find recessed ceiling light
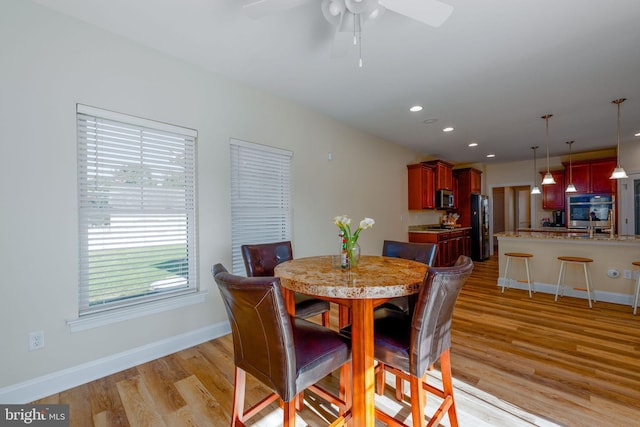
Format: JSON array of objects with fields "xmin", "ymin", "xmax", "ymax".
[
  {"xmin": 468, "ymin": 142, "xmax": 478, "ymax": 147},
  {"xmin": 422, "ymin": 118, "xmax": 438, "ymax": 125},
  {"xmin": 635, "ymin": 131, "xmax": 640, "ymax": 137},
  {"xmin": 409, "ymin": 105, "xmax": 423, "ymax": 112},
  {"xmin": 486, "ymin": 153, "xmax": 496, "ymax": 158},
  {"xmin": 443, "ymin": 127, "xmax": 454, "ymax": 132}
]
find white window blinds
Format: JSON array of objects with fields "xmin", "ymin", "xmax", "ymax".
[
  {"xmin": 230, "ymin": 139, "xmax": 292, "ymax": 275},
  {"xmin": 77, "ymin": 104, "xmax": 198, "ymax": 315}
]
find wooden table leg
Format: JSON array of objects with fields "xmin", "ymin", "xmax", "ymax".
[{"xmin": 350, "ymin": 299, "xmax": 375, "ymax": 427}]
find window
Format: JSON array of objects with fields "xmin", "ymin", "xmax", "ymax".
[
  {"xmin": 230, "ymin": 139, "xmax": 292, "ymax": 275},
  {"xmin": 77, "ymin": 104, "xmax": 197, "ymax": 316}
]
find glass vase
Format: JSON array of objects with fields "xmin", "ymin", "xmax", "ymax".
[{"xmin": 348, "ymin": 242, "xmax": 361, "ymax": 268}]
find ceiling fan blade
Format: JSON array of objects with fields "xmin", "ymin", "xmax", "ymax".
[
  {"xmin": 379, "ymin": 0, "xmax": 453, "ymax": 27},
  {"xmin": 242, "ymin": 0, "xmax": 310, "ymax": 19}
]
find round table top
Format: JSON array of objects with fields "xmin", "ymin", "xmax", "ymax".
[{"xmin": 274, "ymin": 255, "xmax": 428, "ymax": 299}]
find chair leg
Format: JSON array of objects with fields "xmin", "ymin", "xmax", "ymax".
[
  {"xmin": 339, "ymin": 362, "xmax": 352, "ymax": 417},
  {"xmin": 395, "ymin": 376, "xmax": 404, "ymax": 402},
  {"xmin": 439, "ymin": 350, "xmax": 459, "ymax": 427},
  {"xmin": 322, "ymin": 310, "xmax": 331, "ymax": 327},
  {"xmin": 584, "ymin": 262, "xmax": 593, "ymax": 308},
  {"xmin": 524, "ymin": 258, "xmax": 533, "ymax": 298},
  {"xmin": 634, "ymin": 274, "xmax": 640, "ymax": 315},
  {"xmin": 410, "ymin": 373, "xmax": 427, "ymax": 427},
  {"xmin": 375, "ymin": 363, "xmax": 386, "ymax": 395},
  {"xmin": 231, "ymin": 367, "xmax": 246, "ymax": 426},
  {"xmin": 502, "ymin": 256, "xmax": 512, "ymax": 293},
  {"xmin": 283, "ymin": 399, "xmax": 296, "ymax": 427},
  {"xmin": 555, "ymin": 261, "xmax": 565, "ymax": 301}
]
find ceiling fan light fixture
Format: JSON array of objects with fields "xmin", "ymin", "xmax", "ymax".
[{"xmin": 321, "ymin": 0, "xmax": 346, "ymax": 25}]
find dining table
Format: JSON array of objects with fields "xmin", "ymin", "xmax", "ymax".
[{"xmin": 274, "ymin": 255, "xmax": 428, "ymax": 427}]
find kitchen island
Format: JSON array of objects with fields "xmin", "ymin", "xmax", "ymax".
[{"xmin": 496, "ymin": 231, "xmax": 640, "ymax": 306}]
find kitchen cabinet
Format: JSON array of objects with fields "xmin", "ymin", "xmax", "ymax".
[
  {"xmin": 563, "ymin": 157, "xmax": 616, "ymax": 194},
  {"xmin": 423, "ymin": 160, "xmax": 454, "ymax": 190},
  {"xmin": 453, "ymin": 168, "xmax": 482, "ymax": 228},
  {"xmin": 407, "ymin": 163, "xmax": 435, "ymax": 209},
  {"xmin": 408, "ymin": 229, "xmax": 471, "ymax": 267},
  {"xmin": 541, "ymin": 170, "xmax": 565, "ymax": 210}
]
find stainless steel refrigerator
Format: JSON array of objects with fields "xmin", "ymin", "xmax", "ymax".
[{"xmin": 471, "ymin": 193, "xmax": 490, "ymax": 261}]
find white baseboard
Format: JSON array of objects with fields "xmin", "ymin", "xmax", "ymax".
[
  {"xmin": 0, "ymin": 321, "xmax": 231, "ymax": 404},
  {"xmin": 497, "ymin": 278, "xmax": 634, "ymax": 306}
]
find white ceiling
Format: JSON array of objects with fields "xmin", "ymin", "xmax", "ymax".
[{"xmin": 32, "ymin": 0, "xmax": 640, "ymax": 164}]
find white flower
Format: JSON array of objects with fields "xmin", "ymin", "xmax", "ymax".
[{"xmin": 360, "ymin": 218, "xmax": 375, "ymax": 230}]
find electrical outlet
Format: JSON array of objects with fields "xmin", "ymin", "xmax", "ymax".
[
  {"xmin": 29, "ymin": 331, "xmax": 45, "ymax": 351},
  {"xmin": 623, "ymin": 270, "xmax": 632, "ymax": 280}
]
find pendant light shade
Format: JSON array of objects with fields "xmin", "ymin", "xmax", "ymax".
[
  {"xmin": 565, "ymin": 140, "xmax": 577, "ymax": 193},
  {"xmin": 530, "ymin": 146, "xmax": 541, "ymax": 195},
  {"xmin": 610, "ymin": 98, "xmax": 628, "ymax": 179},
  {"xmin": 541, "ymin": 114, "xmax": 556, "ymax": 185}
]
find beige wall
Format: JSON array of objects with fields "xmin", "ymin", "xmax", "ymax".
[{"xmin": 0, "ymin": 2, "xmax": 419, "ymax": 394}]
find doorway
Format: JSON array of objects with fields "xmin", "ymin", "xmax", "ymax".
[{"xmin": 492, "ymin": 185, "xmax": 531, "ymax": 252}]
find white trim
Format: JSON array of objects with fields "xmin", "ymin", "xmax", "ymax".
[
  {"xmin": 0, "ymin": 321, "xmax": 231, "ymax": 404},
  {"xmin": 77, "ymin": 103, "xmax": 197, "ymax": 137},
  {"xmin": 496, "ymin": 278, "xmax": 634, "ymax": 306},
  {"xmin": 67, "ymin": 290, "xmax": 208, "ymax": 332}
]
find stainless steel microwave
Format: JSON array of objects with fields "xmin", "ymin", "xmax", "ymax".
[{"xmin": 436, "ymin": 189, "xmax": 454, "ymax": 209}]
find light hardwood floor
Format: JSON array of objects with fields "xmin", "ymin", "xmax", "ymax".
[{"xmin": 34, "ymin": 254, "xmax": 640, "ymax": 426}]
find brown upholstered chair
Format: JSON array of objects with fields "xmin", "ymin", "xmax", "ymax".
[
  {"xmin": 212, "ymin": 264, "xmax": 351, "ymax": 427},
  {"xmin": 380, "ymin": 240, "xmax": 438, "ymax": 314},
  {"xmin": 377, "ymin": 240, "xmax": 438, "ymax": 400},
  {"xmin": 342, "ymin": 255, "xmax": 473, "ymax": 427},
  {"xmin": 241, "ymin": 241, "xmax": 331, "ymax": 327}
]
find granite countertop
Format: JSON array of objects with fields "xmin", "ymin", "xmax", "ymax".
[
  {"xmin": 409, "ymin": 224, "xmax": 472, "ymax": 233},
  {"xmin": 275, "ymin": 255, "xmax": 427, "ymax": 299},
  {"xmin": 497, "ymin": 231, "xmax": 640, "ymax": 244}
]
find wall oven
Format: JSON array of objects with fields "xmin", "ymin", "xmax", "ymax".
[{"xmin": 567, "ymin": 194, "xmax": 614, "ymax": 229}]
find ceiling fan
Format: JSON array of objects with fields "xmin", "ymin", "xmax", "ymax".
[{"xmin": 242, "ymin": 0, "xmax": 454, "ymax": 64}]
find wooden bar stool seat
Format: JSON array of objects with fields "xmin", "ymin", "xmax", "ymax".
[
  {"xmin": 502, "ymin": 252, "xmax": 534, "ymax": 298},
  {"xmin": 632, "ymin": 262, "xmax": 640, "ymax": 315},
  {"xmin": 555, "ymin": 256, "xmax": 595, "ymax": 308}
]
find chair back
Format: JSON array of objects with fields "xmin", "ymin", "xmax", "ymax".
[
  {"xmin": 410, "ymin": 255, "xmax": 473, "ymax": 377},
  {"xmin": 241, "ymin": 241, "xmax": 293, "ymax": 277},
  {"xmin": 382, "ymin": 240, "xmax": 438, "ymax": 266},
  {"xmin": 212, "ymin": 263, "xmax": 297, "ymax": 400}
]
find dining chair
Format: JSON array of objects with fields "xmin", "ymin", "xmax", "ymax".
[
  {"xmin": 342, "ymin": 255, "xmax": 473, "ymax": 427},
  {"xmin": 241, "ymin": 241, "xmax": 331, "ymax": 327},
  {"xmin": 377, "ymin": 240, "xmax": 438, "ymax": 400},
  {"xmin": 380, "ymin": 240, "xmax": 438, "ymax": 313},
  {"xmin": 212, "ymin": 264, "xmax": 351, "ymax": 427}
]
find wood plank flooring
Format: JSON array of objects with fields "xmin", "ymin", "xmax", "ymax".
[{"xmin": 34, "ymin": 254, "xmax": 640, "ymax": 426}]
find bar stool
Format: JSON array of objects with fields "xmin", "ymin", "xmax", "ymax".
[
  {"xmin": 502, "ymin": 252, "xmax": 534, "ymax": 298},
  {"xmin": 632, "ymin": 262, "xmax": 640, "ymax": 315},
  {"xmin": 555, "ymin": 256, "xmax": 595, "ymax": 308}
]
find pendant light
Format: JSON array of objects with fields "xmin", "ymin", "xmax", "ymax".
[
  {"xmin": 541, "ymin": 114, "xmax": 556, "ymax": 185},
  {"xmin": 530, "ymin": 146, "xmax": 541, "ymax": 195},
  {"xmin": 610, "ymin": 98, "xmax": 628, "ymax": 179},
  {"xmin": 565, "ymin": 140, "xmax": 577, "ymax": 193}
]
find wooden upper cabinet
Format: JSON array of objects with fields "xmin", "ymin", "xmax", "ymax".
[
  {"xmin": 590, "ymin": 159, "xmax": 617, "ymax": 193},
  {"xmin": 453, "ymin": 168, "xmax": 482, "ymax": 228},
  {"xmin": 423, "ymin": 160, "xmax": 454, "ymax": 190},
  {"xmin": 568, "ymin": 163, "xmax": 590, "ymax": 193},
  {"xmin": 562, "ymin": 157, "xmax": 616, "ymax": 194},
  {"xmin": 407, "ymin": 163, "xmax": 435, "ymax": 210},
  {"xmin": 541, "ymin": 170, "xmax": 565, "ymax": 209}
]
